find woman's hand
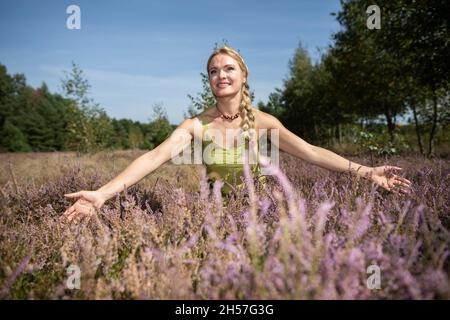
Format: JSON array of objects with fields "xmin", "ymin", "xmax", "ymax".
[
  {"xmin": 61, "ymin": 190, "xmax": 107, "ymax": 223},
  {"xmin": 367, "ymin": 165, "xmax": 412, "ymax": 195}
]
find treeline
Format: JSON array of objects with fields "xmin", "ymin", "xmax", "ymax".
[
  {"xmin": 258, "ymin": 0, "xmax": 449, "ymax": 156},
  {"xmin": 0, "ymin": 63, "xmax": 173, "ymax": 153}
]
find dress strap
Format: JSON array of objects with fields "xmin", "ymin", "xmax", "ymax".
[
  {"xmin": 197, "ymin": 114, "xmax": 205, "ymax": 126},
  {"xmin": 197, "ymin": 114, "xmax": 208, "ymax": 134}
]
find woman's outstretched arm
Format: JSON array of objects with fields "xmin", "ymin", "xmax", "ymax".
[
  {"xmin": 61, "ymin": 118, "xmax": 196, "ymax": 222},
  {"xmin": 257, "ymin": 111, "xmax": 412, "ymax": 194}
]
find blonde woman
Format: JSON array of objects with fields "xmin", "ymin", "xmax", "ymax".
[{"xmin": 62, "ymin": 45, "xmax": 412, "ymax": 222}]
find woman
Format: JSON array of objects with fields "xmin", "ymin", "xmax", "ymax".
[{"xmin": 62, "ymin": 45, "xmax": 412, "ymax": 223}]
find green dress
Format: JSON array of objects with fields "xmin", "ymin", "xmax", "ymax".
[{"xmin": 198, "ymin": 112, "xmax": 266, "ymax": 199}]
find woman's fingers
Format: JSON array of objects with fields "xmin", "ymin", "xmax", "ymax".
[
  {"xmin": 385, "ymin": 166, "xmax": 402, "ymax": 171},
  {"xmin": 62, "ymin": 204, "xmax": 77, "ymax": 220},
  {"xmin": 65, "ymin": 210, "xmax": 88, "ymax": 224},
  {"xmin": 389, "ymin": 179, "xmax": 412, "ymax": 196},
  {"xmin": 372, "ymin": 167, "xmax": 412, "ymax": 196},
  {"xmin": 395, "ymin": 176, "xmax": 412, "ymax": 185},
  {"xmin": 400, "ymin": 188, "xmax": 411, "ymax": 194},
  {"xmin": 387, "ymin": 184, "xmax": 400, "ymax": 195},
  {"xmin": 72, "ymin": 212, "xmax": 84, "ymax": 224},
  {"xmin": 61, "ymin": 196, "xmax": 97, "ymax": 224},
  {"xmin": 62, "ymin": 206, "xmax": 74, "ymax": 216},
  {"xmin": 66, "ymin": 211, "xmax": 78, "ymax": 223},
  {"xmin": 60, "ymin": 206, "xmax": 75, "ymax": 222},
  {"xmin": 64, "ymin": 191, "xmax": 84, "ymax": 198},
  {"xmin": 60, "ymin": 203, "xmax": 86, "ymax": 222},
  {"xmin": 393, "ymin": 176, "xmax": 412, "ymax": 190},
  {"xmin": 381, "ymin": 182, "xmax": 392, "ymax": 192},
  {"xmin": 63, "ymin": 206, "xmax": 76, "ymax": 218},
  {"xmin": 393, "ymin": 177, "xmax": 411, "ymax": 188},
  {"xmin": 73, "ymin": 208, "xmax": 95, "ymax": 224}
]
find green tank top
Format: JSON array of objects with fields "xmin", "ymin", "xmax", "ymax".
[{"xmin": 198, "ymin": 112, "xmax": 265, "ymax": 197}]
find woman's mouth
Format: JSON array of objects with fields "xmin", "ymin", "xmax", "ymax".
[{"xmin": 218, "ymin": 83, "xmax": 230, "ymax": 88}]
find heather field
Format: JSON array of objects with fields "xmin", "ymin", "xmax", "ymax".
[{"xmin": 0, "ymin": 150, "xmax": 449, "ymax": 299}]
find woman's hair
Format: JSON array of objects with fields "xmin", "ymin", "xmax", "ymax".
[{"xmin": 206, "ymin": 45, "xmax": 256, "ymax": 143}]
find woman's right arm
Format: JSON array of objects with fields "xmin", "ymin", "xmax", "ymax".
[
  {"xmin": 95, "ymin": 117, "xmax": 195, "ymax": 201},
  {"xmin": 61, "ymin": 118, "xmax": 196, "ymax": 222}
]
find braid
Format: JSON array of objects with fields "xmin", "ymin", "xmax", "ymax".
[
  {"xmin": 240, "ymin": 83, "xmax": 255, "ymax": 141},
  {"xmin": 240, "ymin": 83, "xmax": 258, "ymax": 165}
]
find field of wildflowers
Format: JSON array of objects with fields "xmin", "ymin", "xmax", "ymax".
[{"xmin": 0, "ymin": 150, "xmax": 448, "ymax": 299}]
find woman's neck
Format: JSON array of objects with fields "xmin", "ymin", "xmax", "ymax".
[{"xmin": 216, "ymin": 94, "xmax": 241, "ymax": 116}]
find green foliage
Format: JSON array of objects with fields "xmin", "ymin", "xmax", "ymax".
[
  {"xmin": 259, "ymin": 42, "xmax": 355, "ymax": 145},
  {"xmin": 372, "ymin": 0, "xmax": 449, "ymax": 90},
  {"xmin": 61, "ymin": 61, "xmax": 97, "ymax": 112},
  {"xmin": 353, "ymin": 126, "xmax": 413, "ymax": 166},
  {"xmin": 257, "ymin": 89, "xmax": 284, "ymax": 119},
  {"xmin": 185, "ymin": 72, "xmax": 216, "ymax": 118},
  {"xmin": 355, "ymin": 130, "xmax": 397, "ymax": 156},
  {"xmin": 0, "ymin": 119, "xmax": 31, "ymax": 152},
  {"xmin": 61, "ymin": 62, "xmax": 110, "ymax": 153},
  {"xmin": 258, "ymin": 1, "xmax": 449, "ymax": 155},
  {"xmin": 281, "ymin": 43, "xmax": 316, "ymax": 139},
  {"xmin": 146, "ymin": 103, "xmax": 173, "ymax": 148},
  {"xmin": 331, "ymin": 0, "xmax": 449, "ymax": 153},
  {"xmin": 0, "ymin": 63, "xmax": 175, "ymax": 153}
]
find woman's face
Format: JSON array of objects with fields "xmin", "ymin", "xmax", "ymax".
[{"xmin": 208, "ymin": 53, "xmax": 246, "ymax": 99}]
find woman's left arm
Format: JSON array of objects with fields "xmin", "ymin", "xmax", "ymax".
[{"xmin": 258, "ymin": 111, "xmax": 412, "ymax": 194}]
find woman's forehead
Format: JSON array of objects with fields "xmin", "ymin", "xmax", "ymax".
[{"xmin": 209, "ymin": 54, "xmax": 239, "ymax": 68}]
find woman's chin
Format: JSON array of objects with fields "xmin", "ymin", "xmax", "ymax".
[{"xmin": 213, "ymin": 90, "xmax": 238, "ymax": 98}]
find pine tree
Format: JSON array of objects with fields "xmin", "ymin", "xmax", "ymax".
[{"xmin": 0, "ymin": 119, "xmax": 31, "ymax": 152}]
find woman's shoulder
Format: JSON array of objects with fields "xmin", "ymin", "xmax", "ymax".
[
  {"xmin": 191, "ymin": 106, "xmax": 216, "ymax": 124},
  {"xmin": 254, "ymin": 108, "xmax": 281, "ymax": 129}
]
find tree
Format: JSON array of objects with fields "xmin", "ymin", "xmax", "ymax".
[
  {"xmin": 61, "ymin": 62, "xmax": 97, "ymax": 112},
  {"xmin": 0, "ymin": 119, "xmax": 31, "ymax": 152},
  {"xmin": 332, "ymin": 0, "xmax": 449, "ymax": 155},
  {"xmin": 369, "ymin": 0, "xmax": 450, "ymax": 155},
  {"xmin": 258, "ymin": 43, "xmax": 355, "ymax": 146},
  {"xmin": 91, "ymin": 110, "xmax": 115, "ymax": 149},
  {"xmin": 280, "ymin": 43, "xmax": 318, "ymax": 141},
  {"xmin": 146, "ymin": 103, "xmax": 173, "ymax": 149},
  {"xmin": 185, "ymin": 72, "xmax": 216, "ymax": 118},
  {"xmin": 331, "ymin": 0, "xmax": 408, "ymax": 141},
  {"xmin": 0, "ymin": 65, "xmax": 26, "ymax": 129},
  {"xmin": 128, "ymin": 125, "xmax": 144, "ymax": 150},
  {"xmin": 257, "ymin": 88, "xmax": 284, "ymax": 119},
  {"xmin": 61, "ymin": 62, "xmax": 110, "ymax": 153}
]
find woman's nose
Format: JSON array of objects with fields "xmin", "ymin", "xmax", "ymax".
[{"xmin": 219, "ymin": 69, "xmax": 227, "ymax": 78}]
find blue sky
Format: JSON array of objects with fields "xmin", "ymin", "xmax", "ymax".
[{"xmin": 0, "ymin": 0, "xmax": 341, "ymax": 124}]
